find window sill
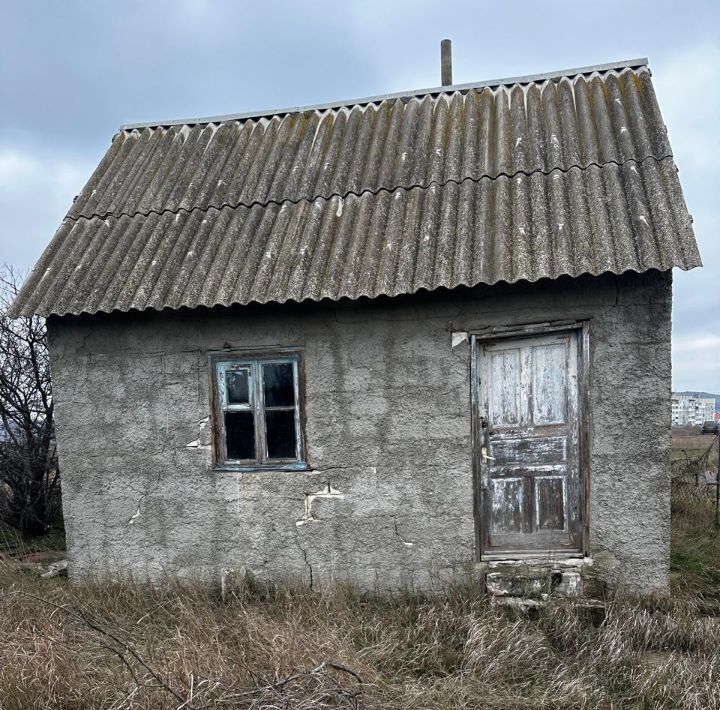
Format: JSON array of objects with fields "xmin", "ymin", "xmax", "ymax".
[{"xmin": 212, "ymin": 462, "xmax": 311, "ymax": 473}]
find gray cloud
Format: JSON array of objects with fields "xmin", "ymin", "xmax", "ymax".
[{"xmin": 1, "ymin": 0, "xmax": 717, "ymax": 390}]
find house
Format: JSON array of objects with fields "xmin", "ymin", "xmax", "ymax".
[{"xmin": 10, "ymin": 57, "xmax": 701, "ymax": 595}]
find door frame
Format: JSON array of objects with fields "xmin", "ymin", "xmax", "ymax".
[{"xmin": 470, "ymin": 321, "xmax": 591, "ymax": 561}]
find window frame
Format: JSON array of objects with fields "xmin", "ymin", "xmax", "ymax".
[{"xmin": 209, "ymin": 350, "xmax": 308, "ymax": 471}]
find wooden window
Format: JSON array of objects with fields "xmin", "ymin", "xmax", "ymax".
[{"xmin": 212, "ymin": 353, "xmax": 305, "ymax": 469}]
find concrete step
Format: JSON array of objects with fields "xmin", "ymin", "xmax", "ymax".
[{"xmin": 483, "ymin": 561, "xmax": 586, "ymax": 600}]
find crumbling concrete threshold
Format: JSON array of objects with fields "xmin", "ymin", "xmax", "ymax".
[{"xmin": 480, "ymin": 558, "xmax": 592, "ymax": 606}]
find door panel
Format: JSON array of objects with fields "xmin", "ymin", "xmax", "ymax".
[
  {"xmin": 490, "ymin": 478, "xmax": 525, "ymax": 534},
  {"xmin": 491, "ymin": 436, "xmax": 566, "ymax": 466},
  {"xmin": 532, "ymin": 344, "xmax": 567, "ymax": 424},
  {"xmin": 476, "ymin": 332, "xmax": 581, "ymax": 554},
  {"xmin": 489, "ymin": 350, "xmax": 521, "ymax": 425},
  {"xmin": 535, "ymin": 476, "xmax": 566, "ymax": 530}
]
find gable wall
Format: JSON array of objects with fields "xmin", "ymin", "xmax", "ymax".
[{"xmin": 47, "ymin": 271, "xmax": 672, "ymax": 592}]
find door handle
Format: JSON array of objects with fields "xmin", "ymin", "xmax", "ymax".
[{"xmin": 481, "ymin": 447, "xmax": 495, "ymax": 461}]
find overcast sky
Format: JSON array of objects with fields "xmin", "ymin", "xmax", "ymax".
[{"xmin": 1, "ymin": 0, "xmax": 718, "ymax": 391}]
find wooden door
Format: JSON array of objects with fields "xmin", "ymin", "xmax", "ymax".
[{"xmin": 476, "ymin": 332, "xmax": 582, "ymax": 555}]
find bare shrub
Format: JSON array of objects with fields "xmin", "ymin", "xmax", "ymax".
[{"xmin": 0, "ymin": 266, "xmax": 59, "ymax": 537}]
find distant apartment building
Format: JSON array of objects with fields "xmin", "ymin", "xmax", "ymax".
[{"xmin": 671, "ymin": 394, "xmax": 716, "ymax": 426}]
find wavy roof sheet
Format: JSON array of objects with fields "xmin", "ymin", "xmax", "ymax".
[{"xmin": 10, "ymin": 58, "xmax": 701, "ymax": 317}]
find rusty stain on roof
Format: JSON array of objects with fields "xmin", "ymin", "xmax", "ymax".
[{"xmin": 9, "ymin": 60, "xmax": 701, "ymax": 318}]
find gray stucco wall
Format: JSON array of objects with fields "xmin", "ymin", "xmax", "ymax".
[{"xmin": 47, "ymin": 271, "xmax": 672, "ymax": 593}]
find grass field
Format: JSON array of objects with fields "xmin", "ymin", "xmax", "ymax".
[{"xmin": 0, "ymin": 437, "xmax": 718, "ymax": 709}]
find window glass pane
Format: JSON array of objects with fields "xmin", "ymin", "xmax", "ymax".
[
  {"xmin": 265, "ymin": 410, "xmax": 297, "ymax": 459},
  {"xmin": 263, "ymin": 362, "xmax": 295, "ymax": 406},
  {"xmin": 225, "ymin": 411, "xmax": 255, "ymax": 459},
  {"xmin": 225, "ymin": 369, "xmax": 250, "ymax": 405}
]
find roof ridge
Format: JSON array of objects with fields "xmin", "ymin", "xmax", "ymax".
[
  {"xmin": 119, "ymin": 57, "xmax": 649, "ymax": 131},
  {"xmin": 67, "ymin": 152, "xmax": 672, "ymax": 224}
]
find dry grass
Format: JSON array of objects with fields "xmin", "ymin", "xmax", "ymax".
[
  {"xmin": 671, "ymin": 495, "xmax": 720, "ymax": 604},
  {"xmin": 1, "ymin": 564, "xmax": 720, "ymax": 710}
]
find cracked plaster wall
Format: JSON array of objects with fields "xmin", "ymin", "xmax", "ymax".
[{"xmin": 47, "ymin": 271, "xmax": 672, "ymax": 593}]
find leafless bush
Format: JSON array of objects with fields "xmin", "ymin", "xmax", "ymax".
[
  {"xmin": 0, "ymin": 265, "xmax": 59, "ymax": 536},
  {"xmin": 672, "ymin": 437, "xmax": 718, "ymax": 506}
]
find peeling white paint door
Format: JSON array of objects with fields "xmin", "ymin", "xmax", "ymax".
[{"xmin": 476, "ymin": 332, "xmax": 581, "ymax": 555}]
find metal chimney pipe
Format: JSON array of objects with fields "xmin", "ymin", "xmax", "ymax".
[{"xmin": 441, "ymin": 39, "xmax": 453, "ymax": 86}]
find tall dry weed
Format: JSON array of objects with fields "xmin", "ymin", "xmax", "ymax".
[{"xmin": 1, "ymin": 562, "xmax": 720, "ymax": 710}]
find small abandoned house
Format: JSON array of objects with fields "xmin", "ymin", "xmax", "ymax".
[{"xmin": 11, "ymin": 57, "xmax": 701, "ymax": 595}]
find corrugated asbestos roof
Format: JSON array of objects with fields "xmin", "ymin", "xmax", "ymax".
[{"xmin": 10, "ymin": 59, "xmax": 701, "ymax": 317}]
